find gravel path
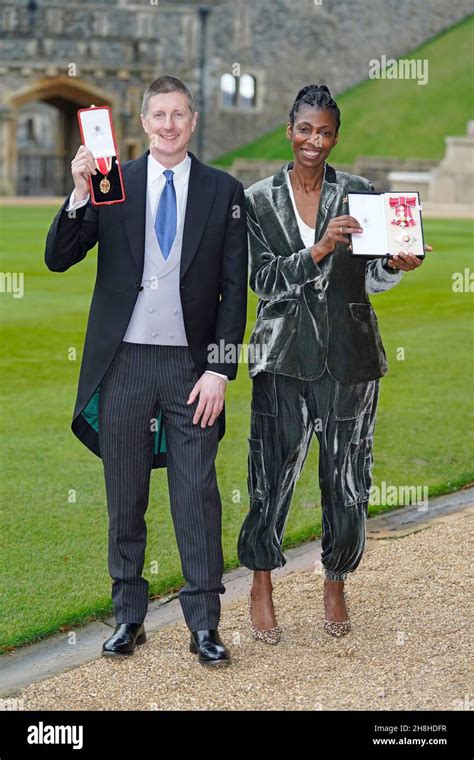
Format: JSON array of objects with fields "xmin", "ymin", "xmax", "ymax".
[{"xmin": 16, "ymin": 511, "xmax": 472, "ymax": 711}]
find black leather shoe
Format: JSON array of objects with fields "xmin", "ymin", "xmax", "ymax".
[
  {"xmin": 189, "ymin": 629, "xmax": 231, "ymax": 666},
  {"xmin": 102, "ymin": 623, "xmax": 146, "ymax": 657}
]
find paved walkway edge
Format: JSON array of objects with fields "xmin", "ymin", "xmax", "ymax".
[{"xmin": 1, "ymin": 487, "xmax": 472, "ymax": 698}]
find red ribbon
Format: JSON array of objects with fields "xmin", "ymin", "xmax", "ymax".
[
  {"xmin": 95, "ymin": 156, "xmax": 112, "ymax": 175},
  {"xmin": 389, "ymin": 196, "xmax": 416, "ymax": 227}
]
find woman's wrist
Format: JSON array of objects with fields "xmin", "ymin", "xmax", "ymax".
[{"xmin": 311, "ymin": 242, "xmax": 331, "ymax": 264}]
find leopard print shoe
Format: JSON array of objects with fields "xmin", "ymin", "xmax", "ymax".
[
  {"xmin": 323, "ymin": 581, "xmax": 352, "ymax": 637},
  {"xmin": 248, "ymin": 592, "xmax": 282, "ymax": 645},
  {"xmin": 323, "ymin": 619, "xmax": 352, "ymax": 638}
]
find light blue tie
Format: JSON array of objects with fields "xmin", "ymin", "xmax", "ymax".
[{"xmin": 154, "ymin": 169, "xmax": 177, "ymax": 260}]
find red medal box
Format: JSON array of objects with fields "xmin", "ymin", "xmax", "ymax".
[
  {"xmin": 347, "ymin": 191, "xmax": 425, "ymax": 259},
  {"xmin": 77, "ymin": 105, "xmax": 125, "ymax": 206}
]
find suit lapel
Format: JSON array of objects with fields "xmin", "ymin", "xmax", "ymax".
[
  {"xmin": 180, "ymin": 151, "xmax": 217, "ymax": 281},
  {"xmin": 122, "ymin": 149, "xmax": 217, "ymax": 281},
  {"xmin": 271, "ymin": 164, "xmax": 305, "ymax": 253},
  {"xmin": 122, "ymin": 150, "xmax": 148, "ymax": 276},
  {"xmin": 315, "ymin": 163, "xmax": 338, "ymax": 243}
]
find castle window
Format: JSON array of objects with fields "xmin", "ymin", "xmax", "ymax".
[
  {"xmin": 239, "ymin": 74, "xmax": 256, "ymax": 109},
  {"xmin": 220, "ymin": 74, "xmax": 237, "ymax": 108},
  {"xmin": 220, "ymin": 73, "xmax": 257, "ymax": 110}
]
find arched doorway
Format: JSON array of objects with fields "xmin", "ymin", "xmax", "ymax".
[{"xmin": 6, "ymin": 76, "xmax": 117, "ymax": 196}]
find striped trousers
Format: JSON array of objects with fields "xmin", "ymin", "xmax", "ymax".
[{"xmin": 98, "ymin": 341, "xmax": 224, "ymax": 631}]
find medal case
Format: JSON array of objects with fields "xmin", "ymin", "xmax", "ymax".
[
  {"xmin": 347, "ymin": 191, "xmax": 425, "ymax": 260},
  {"xmin": 77, "ymin": 105, "xmax": 125, "ymax": 206}
]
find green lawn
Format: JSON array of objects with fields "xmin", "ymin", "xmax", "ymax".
[
  {"xmin": 215, "ymin": 15, "xmax": 474, "ymax": 166},
  {"xmin": 0, "ymin": 207, "xmax": 473, "ymax": 652}
]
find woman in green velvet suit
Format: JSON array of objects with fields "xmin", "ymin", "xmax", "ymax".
[{"xmin": 237, "ymin": 85, "xmax": 427, "ymax": 642}]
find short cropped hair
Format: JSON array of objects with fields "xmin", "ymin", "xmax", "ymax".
[{"xmin": 141, "ymin": 75, "xmax": 196, "ymax": 115}]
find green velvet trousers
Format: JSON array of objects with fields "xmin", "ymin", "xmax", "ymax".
[{"xmin": 238, "ymin": 370, "xmax": 379, "ymax": 580}]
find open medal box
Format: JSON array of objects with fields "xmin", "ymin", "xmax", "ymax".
[
  {"xmin": 77, "ymin": 105, "xmax": 125, "ymax": 205},
  {"xmin": 347, "ymin": 191, "xmax": 425, "ymax": 259}
]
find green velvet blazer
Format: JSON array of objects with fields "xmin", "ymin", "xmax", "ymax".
[{"xmin": 246, "ymin": 162, "xmax": 403, "ymax": 384}]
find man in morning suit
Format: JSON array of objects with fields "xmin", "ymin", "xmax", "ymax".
[{"xmin": 44, "ymin": 75, "xmax": 248, "ymax": 666}]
